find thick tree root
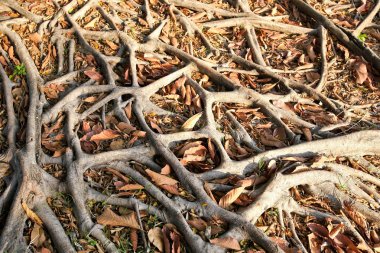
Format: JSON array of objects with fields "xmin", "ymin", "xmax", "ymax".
[{"xmin": 0, "ymin": 0, "xmax": 379, "ymax": 252}]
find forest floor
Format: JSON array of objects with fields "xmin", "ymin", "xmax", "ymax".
[{"xmin": 0, "ymin": 0, "xmax": 380, "ymax": 252}]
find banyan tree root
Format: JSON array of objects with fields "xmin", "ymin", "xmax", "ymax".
[{"xmin": 0, "ymin": 0, "xmax": 379, "ymax": 252}]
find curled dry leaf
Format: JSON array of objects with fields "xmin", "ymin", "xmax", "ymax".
[
  {"xmin": 146, "ymin": 169, "xmax": 178, "ymax": 186},
  {"xmin": 210, "ymin": 236, "xmax": 241, "ymax": 250},
  {"xmin": 171, "ymin": 76, "xmax": 186, "ymax": 94},
  {"xmin": 308, "ymin": 233, "xmax": 322, "ymax": 253},
  {"xmin": 181, "ymin": 112, "xmax": 203, "ymax": 131},
  {"xmin": 97, "ymin": 208, "xmax": 140, "ymax": 229},
  {"xmin": 183, "ymin": 145, "xmax": 207, "ymax": 162},
  {"xmin": 307, "ymin": 223, "xmax": 329, "ymax": 238},
  {"xmin": 344, "ymin": 202, "xmax": 368, "ymax": 236},
  {"xmin": 354, "ymin": 60, "xmax": 368, "ymax": 84},
  {"xmin": 148, "ymin": 227, "xmax": 164, "ymax": 252},
  {"xmin": 22, "ymin": 200, "xmax": 43, "ymax": 225},
  {"xmin": 219, "ymin": 186, "xmax": 245, "ymax": 208}
]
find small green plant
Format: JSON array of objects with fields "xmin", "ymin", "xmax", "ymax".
[
  {"xmin": 358, "ymin": 33, "xmax": 367, "ymax": 42},
  {"xmin": 147, "ymin": 214, "xmax": 160, "ymax": 228},
  {"xmin": 258, "ymin": 157, "xmax": 266, "ymax": 175},
  {"xmin": 9, "ymin": 63, "xmax": 26, "ymax": 80},
  {"xmin": 337, "ymin": 177, "xmax": 348, "ymax": 190},
  {"xmin": 86, "ymin": 236, "xmax": 97, "ymax": 246}
]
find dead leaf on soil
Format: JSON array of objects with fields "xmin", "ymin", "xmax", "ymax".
[
  {"xmin": 84, "ymin": 69, "xmax": 103, "ymax": 82},
  {"xmin": 210, "ymin": 237, "xmax": 241, "ymax": 250},
  {"xmin": 219, "ymin": 186, "xmax": 245, "ymax": 208},
  {"xmin": 97, "ymin": 208, "xmax": 140, "ymax": 229},
  {"xmin": 148, "ymin": 227, "xmax": 164, "ymax": 252},
  {"xmin": 90, "ymin": 129, "xmax": 120, "ymax": 142},
  {"xmin": 181, "ymin": 112, "xmax": 203, "ymax": 131}
]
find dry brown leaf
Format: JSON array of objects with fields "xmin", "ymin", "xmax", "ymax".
[
  {"xmin": 148, "ymin": 227, "xmax": 164, "ymax": 252},
  {"xmin": 84, "ymin": 69, "xmax": 103, "ymax": 82},
  {"xmin": 207, "ymin": 27, "xmax": 229, "ymax": 34},
  {"xmin": 177, "ymin": 141, "xmax": 203, "ymax": 156},
  {"xmin": 207, "ymin": 138, "xmax": 216, "ymax": 161},
  {"xmin": 22, "ymin": 199, "xmax": 43, "ymax": 225},
  {"xmin": 146, "ymin": 169, "xmax": 178, "ymax": 186},
  {"xmin": 344, "ymin": 202, "xmax": 369, "ymax": 236},
  {"xmin": 29, "ymin": 33, "xmax": 41, "ymax": 43},
  {"xmin": 354, "ymin": 61, "xmax": 368, "ymax": 84},
  {"xmin": 210, "ymin": 237, "xmax": 241, "ymax": 250},
  {"xmin": 150, "ymin": 121, "xmax": 163, "ymax": 134},
  {"xmin": 97, "ymin": 208, "xmax": 140, "ymax": 229},
  {"xmin": 219, "ymin": 186, "xmax": 245, "ymax": 208},
  {"xmin": 30, "ymin": 224, "xmax": 46, "ymax": 247},
  {"xmin": 260, "ymin": 131, "xmax": 286, "ymax": 148},
  {"xmin": 183, "ymin": 145, "xmax": 207, "ymax": 162},
  {"xmin": 119, "ymin": 184, "xmax": 144, "ymax": 191},
  {"xmin": 161, "ymin": 164, "xmax": 171, "ymax": 175},
  {"xmin": 306, "ymin": 44, "xmax": 316, "ymax": 61},
  {"xmin": 110, "ymin": 139, "xmax": 124, "ymax": 150},
  {"xmin": 181, "ymin": 112, "xmax": 202, "ymax": 131},
  {"xmin": 90, "ymin": 129, "xmax": 120, "ymax": 142},
  {"xmin": 171, "ymin": 76, "xmax": 186, "ymax": 94},
  {"xmin": 130, "ymin": 228, "xmax": 138, "ymax": 251},
  {"xmin": 84, "ymin": 17, "xmax": 99, "ymax": 28},
  {"xmin": 40, "ymin": 248, "xmax": 51, "ymax": 253},
  {"xmin": 308, "ymin": 233, "xmax": 322, "ymax": 253},
  {"xmin": 105, "ymin": 40, "xmax": 118, "ymax": 50},
  {"xmin": 187, "ymin": 218, "xmax": 207, "ymax": 231}
]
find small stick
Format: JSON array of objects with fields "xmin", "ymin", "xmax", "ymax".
[{"xmin": 134, "ymin": 202, "xmax": 148, "ymax": 249}]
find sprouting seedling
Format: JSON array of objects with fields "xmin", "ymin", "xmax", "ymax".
[
  {"xmin": 9, "ymin": 63, "xmax": 26, "ymax": 80},
  {"xmin": 358, "ymin": 33, "xmax": 367, "ymax": 42}
]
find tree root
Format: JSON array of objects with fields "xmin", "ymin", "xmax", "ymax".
[{"xmin": 0, "ymin": 0, "xmax": 379, "ymax": 252}]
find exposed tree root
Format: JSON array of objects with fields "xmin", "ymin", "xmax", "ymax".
[{"xmin": 0, "ymin": 0, "xmax": 379, "ymax": 252}]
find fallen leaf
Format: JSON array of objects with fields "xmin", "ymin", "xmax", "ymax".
[
  {"xmin": 130, "ymin": 228, "xmax": 138, "ymax": 251},
  {"xmin": 307, "ymin": 223, "xmax": 329, "ymax": 238},
  {"xmin": 344, "ymin": 202, "xmax": 369, "ymax": 237},
  {"xmin": 40, "ymin": 248, "xmax": 51, "ymax": 253},
  {"xmin": 119, "ymin": 184, "xmax": 144, "ymax": 191},
  {"xmin": 97, "ymin": 208, "xmax": 140, "ymax": 229},
  {"xmin": 219, "ymin": 187, "xmax": 245, "ymax": 208},
  {"xmin": 171, "ymin": 76, "xmax": 186, "ymax": 94},
  {"xmin": 187, "ymin": 218, "xmax": 207, "ymax": 231},
  {"xmin": 29, "ymin": 33, "xmax": 41, "ymax": 43},
  {"xmin": 110, "ymin": 139, "xmax": 124, "ymax": 150},
  {"xmin": 105, "ymin": 40, "xmax": 118, "ymax": 50},
  {"xmin": 210, "ymin": 237, "xmax": 241, "ymax": 250},
  {"xmin": 22, "ymin": 200, "xmax": 43, "ymax": 225},
  {"xmin": 90, "ymin": 129, "xmax": 120, "ymax": 142},
  {"xmin": 151, "ymin": 121, "xmax": 163, "ymax": 134},
  {"xmin": 181, "ymin": 112, "xmax": 203, "ymax": 131},
  {"xmin": 183, "ymin": 145, "xmax": 207, "ymax": 162},
  {"xmin": 161, "ymin": 164, "xmax": 171, "ymax": 175},
  {"xmin": 146, "ymin": 169, "xmax": 178, "ymax": 186},
  {"xmin": 30, "ymin": 224, "xmax": 46, "ymax": 247},
  {"xmin": 148, "ymin": 227, "xmax": 164, "ymax": 252},
  {"xmin": 308, "ymin": 233, "xmax": 322, "ymax": 253},
  {"xmin": 84, "ymin": 69, "xmax": 103, "ymax": 82},
  {"xmin": 84, "ymin": 17, "xmax": 99, "ymax": 28},
  {"xmin": 354, "ymin": 61, "xmax": 368, "ymax": 84}
]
